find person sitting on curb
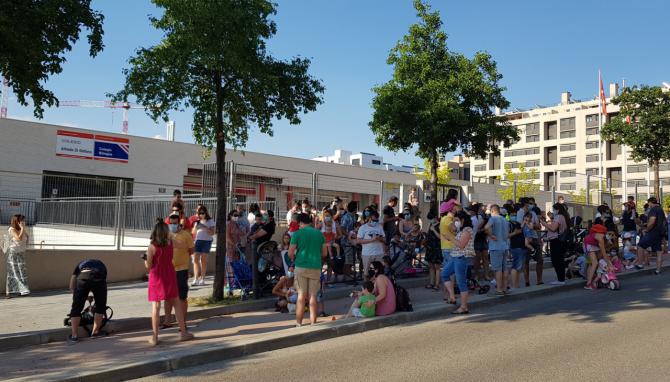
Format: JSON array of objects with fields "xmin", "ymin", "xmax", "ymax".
[
  {"xmin": 68, "ymin": 259, "xmax": 108, "ymax": 344},
  {"xmin": 272, "ymin": 269, "xmax": 298, "ymax": 313},
  {"xmin": 345, "ymin": 281, "xmax": 376, "ymax": 318}
]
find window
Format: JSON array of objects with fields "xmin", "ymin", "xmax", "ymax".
[
  {"xmin": 545, "ymin": 147, "xmax": 557, "ymax": 166},
  {"xmin": 627, "ymin": 164, "xmax": 648, "ymax": 173},
  {"xmin": 560, "ymin": 117, "xmax": 576, "ymax": 138},
  {"xmin": 560, "ymin": 183, "xmax": 576, "ymax": 191},
  {"xmin": 474, "ymin": 164, "xmax": 486, "ymax": 172},
  {"xmin": 659, "ymin": 163, "xmax": 670, "ymax": 172},
  {"xmin": 351, "ymin": 159, "xmax": 361, "ymax": 166},
  {"xmin": 545, "ymin": 121, "xmax": 557, "ymax": 140},
  {"xmin": 607, "ymin": 141, "xmax": 621, "ymax": 161},
  {"xmin": 586, "ymin": 127, "xmax": 599, "ymax": 136},
  {"xmin": 560, "ymin": 143, "xmax": 576, "ymax": 152},
  {"xmin": 525, "ymin": 122, "xmax": 540, "ymax": 143},
  {"xmin": 489, "ymin": 153, "xmax": 501, "ymax": 170},
  {"xmin": 585, "ymin": 114, "xmax": 599, "ymax": 128},
  {"xmin": 505, "ymin": 162, "xmax": 519, "ymax": 169},
  {"xmin": 529, "ymin": 171, "xmax": 541, "ymax": 179},
  {"xmin": 371, "ymin": 159, "xmax": 381, "ymax": 165},
  {"xmin": 586, "ymin": 154, "xmax": 600, "ymax": 162},
  {"xmin": 629, "ymin": 179, "xmax": 648, "ymax": 186},
  {"xmin": 585, "ymin": 141, "xmax": 599, "ymax": 149},
  {"xmin": 525, "ymin": 160, "xmax": 540, "ymax": 167},
  {"xmin": 504, "ymin": 147, "xmax": 540, "ymax": 157},
  {"xmin": 560, "ymin": 156, "xmax": 576, "ymax": 164},
  {"xmin": 586, "ymin": 168, "xmax": 599, "ymax": 176},
  {"xmin": 561, "ymin": 170, "xmax": 576, "ymax": 178}
]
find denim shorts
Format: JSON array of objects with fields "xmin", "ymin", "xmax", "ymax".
[
  {"xmin": 489, "ymin": 250, "xmax": 507, "ymax": 272},
  {"xmin": 441, "ymin": 255, "xmax": 468, "ymax": 292},
  {"xmin": 510, "ymin": 248, "xmax": 526, "ymax": 271},
  {"xmin": 638, "ymin": 234, "xmax": 662, "ymax": 252},
  {"xmin": 195, "ymin": 240, "xmax": 213, "ymax": 253}
]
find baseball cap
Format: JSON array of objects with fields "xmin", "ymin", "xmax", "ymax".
[{"xmin": 590, "ymin": 224, "xmax": 607, "ymax": 234}]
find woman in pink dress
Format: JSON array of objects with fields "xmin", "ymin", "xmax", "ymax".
[
  {"xmin": 369, "ymin": 261, "xmax": 396, "ymax": 316},
  {"xmin": 146, "ymin": 221, "xmax": 194, "ymax": 346}
]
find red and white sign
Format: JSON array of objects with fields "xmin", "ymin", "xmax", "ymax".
[
  {"xmin": 56, "ymin": 130, "xmax": 95, "ymax": 159},
  {"xmin": 56, "ymin": 130, "xmax": 130, "ymax": 163}
]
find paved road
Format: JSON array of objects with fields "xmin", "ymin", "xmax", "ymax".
[{"xmin": 137, "ymin": 273, "xmax": 670, "ymax": 382}]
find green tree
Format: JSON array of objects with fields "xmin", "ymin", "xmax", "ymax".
[
  {"xmin": 416, "ymin": 159, "xmax": 452, "ymax": 185},
  {"xmin": 602, "ymin": 86, "xmax": 670, "ymax": 199},
  {"xmin": 567, "ymin": 188, "xmax": 593, "ymax": 205},
  {"xmin": 115, "ymin": 0, "xmax": 324, "ymax": 300},
  {"xmin": 0, "ymin": 0, "xmax": 104, "ymax": 117},
  {"xmin": 496, "ymin": 164, "xmax": 539, "ymax": 202},
  {"xmin": 369, "ymin": 0, "xmax": 516, "ymax": 213}
]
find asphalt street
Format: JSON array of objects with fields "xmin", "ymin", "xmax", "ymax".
[{"xmin": 136, "ymin": 273, "xmax": 670, "ymax": 382}]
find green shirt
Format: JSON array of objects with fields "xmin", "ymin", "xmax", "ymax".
[
  {"xmin": 290, "ymin": 226, "xmax": 325, "ymax": 270},
  {"xmin": 359, "ymin": 294, "xmax": 376, "ymax": 317}
]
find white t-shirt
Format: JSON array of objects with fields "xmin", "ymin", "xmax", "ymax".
[
  {"xmin": 247, "ymin": 212, "xmax": 256, "ymax": 227},
  {"xmin": 357, "ymin": 223, "xmax": 385, "ymax": 258},
  {"xmin": 194, "ymin": 219, "xmax": 216, "ymax": 241}
]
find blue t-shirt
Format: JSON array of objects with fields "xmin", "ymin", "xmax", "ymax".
[{"xmin": 487, "ymin": 215, "xmax": 509, "ymax": 251}]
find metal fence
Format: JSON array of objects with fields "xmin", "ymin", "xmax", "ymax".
[{"xmin": 0, "ymin": 166, "xmax": 419, "ymax": 250}]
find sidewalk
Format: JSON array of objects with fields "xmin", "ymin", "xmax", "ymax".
[{"xmin": 0, "ymin": 259, "xmax": 614, "ymax": 382}]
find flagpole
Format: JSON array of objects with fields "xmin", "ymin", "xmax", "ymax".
[{"xmin": 599, "ymin": 70, "xmax": 603, "ymax": 193}]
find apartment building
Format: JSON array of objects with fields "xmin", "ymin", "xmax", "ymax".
[
  {"xmin": 312, "ymin": 149, "xmax": 419, "ymax": 173},
  {"xmin": 471, "ymin": 83, "xmax": 663, "ymax": 202}
]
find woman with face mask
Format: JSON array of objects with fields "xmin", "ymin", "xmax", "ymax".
[
  {"xmin": 367, "ymin": 261, "xmax": 396, "ymax": 316},
  {"xmin": 191, "ymin": 206, "xmax": 216, "ymax": 286},
  {"xmin": 443, "ymin": 211, "xmax": 475, "ymax": 314},
  {"xmin": 356, "ymin": 211, "xmax": 386, "ymax": 272},
  {"xmin": 399, "ymin": 209, "xmax": 414, "ymax": 239},
  {"xmin": 424, "ymin": 212, "xmax": 443, "ymax": 290},
  {"xmin": 540, "ymin": 203, "xmax": 569, "ymax": 285}
]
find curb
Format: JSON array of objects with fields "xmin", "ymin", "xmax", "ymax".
[{"xmin": 13, "ymin": 263, "xmax": 666, "ymax": 382}]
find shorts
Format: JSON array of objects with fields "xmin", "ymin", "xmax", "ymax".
[
  {"xmin": 489, "ymin": 250, "xmax": 508, "ymax": 272},
  {"xmin": 637, "ymin": 235, "xmax": 662, "ymax": 252},
  {"xmin": 362, "ymin": 254, "xmax": 383, "ymax": 273},
  {"xmin": 294, "ymin": 267, "xmax": 321, "ymax": 297},
  {"xmin": 194, "ymin": 240, "xmax": 213, "ymax": 253},
  {"xmin": 176, "ymin": 270, "xmax": 189, "ymax": 300},
  {"xmin": 441, "ymin": 255, "xmax": 468, "ymax": 292},
  {"xmin": 474, "ymin": 241, "xmax": 488, "ymax": 251},
  {"xmin": 70, "ymin": 274, "xmax": 107, "ymax": 318},
  {"xmin": 343, "ymin": 244, "xmax": 355, "ymax": 265},
  {"xmin": 510, "ymin": 248, "xmax": 526, "ymax": 271},
  {"xmin": 351, "ymin": 308, "xmax": 364, "ymax": 318}
]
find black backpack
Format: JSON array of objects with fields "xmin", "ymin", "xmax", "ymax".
[{"xmin": 395, "ymin": 284, "xmax": 413, "ymax": 312}]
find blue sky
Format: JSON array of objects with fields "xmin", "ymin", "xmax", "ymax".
[{"xmin": 6, "ymin": 0, "xmax": 670, "ymax": 167}]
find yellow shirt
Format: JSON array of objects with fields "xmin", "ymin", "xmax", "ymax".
[
  {"xmin": 171, "ymin": 230, "xmax": 194, "ymax": 271},
  {"xmin": 440, "ymin": 215, "xmax": 455, "ymax": 249}
]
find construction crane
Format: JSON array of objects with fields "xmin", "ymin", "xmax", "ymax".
[
  {"xmin": 0, "ymin": 77, "xmax": 8, "ymax": 119},
  {"xmin": 59, "ymin": 100, "xmax": 146, "ymax": 134}
]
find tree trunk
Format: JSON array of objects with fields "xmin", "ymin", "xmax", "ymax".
[
  {"xmin": 654, "ymin": 159, "xmax": 660, "ymax": 199},
  {"xmin": 212, "ymin": 71, "xmax": 227, "ymax": 301},
  {"xmin": 429, "ymin": 150, "xmax": 439, "ymax": 214}
]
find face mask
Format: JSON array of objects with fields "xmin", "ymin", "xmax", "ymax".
[
  {"xmin": 363, "ymin": 211, "xmax": 370, "ymax": 218},
  {"xmin": 404, "ymin": 215, "xmax": 412, "ymax": 221},
  {"xmin": 324, "ymin": 216, "xmax": 332, "ymax": 222},
  {"xmin": 169, "ymin": 224, "xmax": 179, "ymax": 233},
  {"xmin": 454, "ymin": 220, "xmax": 462, "ymax": 230},
  {"xmin": 232, "ymin": 216, "xmax": 239, "ymax": 222},
  {"xmin": 369, "ymin": 219, "xmax": 379, "ymax": 226},
  {"xmin": 552, "ymin": 209, "xmax": 558, "ymax": 215},
  {"xmin": 529, "ymin": 204, "xmax": 535, "ymax": 209},
  {"xmin": 287, "ymin": 271, "xmax": 294, "ymax": 279}
]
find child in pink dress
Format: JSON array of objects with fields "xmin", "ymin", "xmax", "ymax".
[{"xmin": 146, "ymin": 220, "xmax": 194, "ymax": 346}]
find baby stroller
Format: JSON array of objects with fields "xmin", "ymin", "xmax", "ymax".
[
  {"xmin": 230, "ymin": 245, "xmax": 253, "ymax": 300},
  {"xmin": 256, "ymin": 241, "xmax": 283, "ymax": 293},
  {"xmin": 388, "ymin": 237, "xmax": 424, "ymax": 277},
  {"xmin": 596, "ymin": 259, "xmax": 621, "ymax": 290}
]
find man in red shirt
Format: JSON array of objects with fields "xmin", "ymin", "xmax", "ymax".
[{"xmin": 165, "ymin": 202, "xmax": 192, "ymax": 231}]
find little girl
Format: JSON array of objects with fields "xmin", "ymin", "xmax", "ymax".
[
  {"xmin": 279, "ymin": 232, "xmax": 293, "ymax": 276},
  {"xmin": 321, "ymin": 209, "xmax": 340, "ymax": 282},
  {"xmin": 288, "ymin": 213, "xmax": 299, "ymax": 236},
  {"xmin": 522, "ymin": 215, "xmax": 538, "ymax": 254}
]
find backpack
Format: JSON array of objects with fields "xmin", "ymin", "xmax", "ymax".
[{"xmin": 395, "ymin": 284, "xmax": 413, "ymax": 312}]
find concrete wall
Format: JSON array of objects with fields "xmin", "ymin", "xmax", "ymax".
[{"xmin": 0, "ymin": 249, "xmax": 216, "ymax": 293}]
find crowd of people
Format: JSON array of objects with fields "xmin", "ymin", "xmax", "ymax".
[{"xmin": 5, "ymin": 186, "xmax": 670, "ymax": 345}]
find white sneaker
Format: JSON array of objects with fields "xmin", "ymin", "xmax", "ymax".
[
  {"xmin": 550, "ymin": 281, "xmax": 565, "ymax": 286},
  {"xmin": 191, "ymin": 279, "xmax": 198, "ymax": 286},
  {"xmin": 198, "ymin": 278, "xmax": 206, "ymax": 286}
]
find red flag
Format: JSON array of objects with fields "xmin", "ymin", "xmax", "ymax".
[{"xmin": 599, "ymin": 71, "xmax": 608, "ymax": 116}]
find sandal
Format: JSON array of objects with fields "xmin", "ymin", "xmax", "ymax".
[
  {"xmin": 148, "ymin": 336, "xmax": 159, "ymax": 347},
  {"xmin": 180, "ymin": 332, "xmax": 195, "ymax": 342},
  {"xmin": 160, "ymin": 323, "xmax": 173, "ymax": 330},
  {"xmin": 446, "ymin": 299, "xmax": 457, "ymax": 305},
  {"xmin": 451, "ymin": 309, "xmax": 469, "ymax": 315}
]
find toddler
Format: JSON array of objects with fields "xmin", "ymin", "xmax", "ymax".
[{"xmin": 345, "ymin": 281, "xmax": 376, "ymax": 318}]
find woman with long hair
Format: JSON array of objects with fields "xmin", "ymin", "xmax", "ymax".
[
  {"xmin": 146, "ymin": 220, "xmax": 193, "ymax": 346},
  {"xmin": 541, "ymin": 203, "xmax": 570, "ymax": 285},
  {"xmin": 5, "ymin": 214, "xmax": 30, "ymax": 297},
  {"xmin": 191, "ymin": 206, "xmax": 216, "ymax": 286}
]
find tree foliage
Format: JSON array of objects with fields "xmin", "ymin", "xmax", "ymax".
[
  {"xmin": 496, "ymin": 164, "xmax": 539, "ymax": 202},
  {"xmin": 417, "ymin": 159, "xmax": 452, "ymax": 185},
  {"xmin": 369, "ymin": 0, "xmax": 516, "ymax": 213},
  {"xmin": 602, "ymin": 86, "xmax": 670, "ymax": 198},
  {"xmin": 115, "ymin": 0, "xmax": 324, "ymax": 300},
  {"xmin": 0, "ymin": 0, "xmax": 104, "ymax": 118}
]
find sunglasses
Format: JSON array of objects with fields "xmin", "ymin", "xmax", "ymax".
[
  {"xmin": 232, "ymin": 214, "xmax": 239, "ymax": 217},
  {"xmin": 198, "ymin": 212, "xmax": 206, "ymax": 216}
]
